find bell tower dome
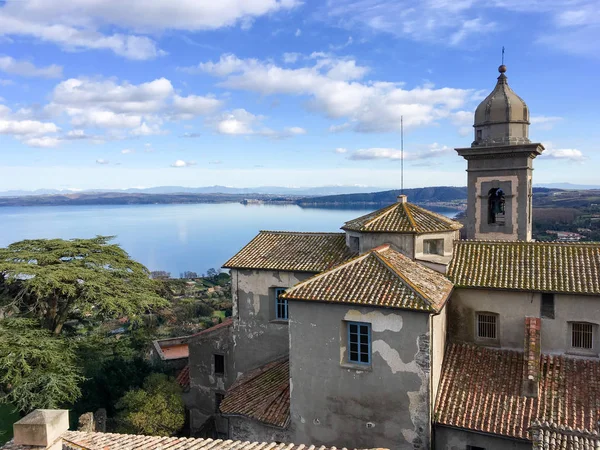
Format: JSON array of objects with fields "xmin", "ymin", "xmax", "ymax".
[{"xmin": 456, "ymin": 65, "xmax": 544, "ymax": 242}]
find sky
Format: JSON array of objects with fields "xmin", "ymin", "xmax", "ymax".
[{"xmin": 0, "ymin": 0, "xmax": 598, "ymax": 191}]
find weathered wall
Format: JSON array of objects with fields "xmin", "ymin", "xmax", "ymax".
[
  {"xmin": 228, "ymin": 417, "xmax": 292, "ymax": 443},
  {"xmin": 435, "ymin": 425, "xmax": 531, "ymax": 450},
  {"xmin": 188, "ymin": 325, "xmax": 234, "ymax": 435},
  {"xmin": 359, "ymin": 232, "xmax": 415, "ymax": 257},
  {"xmin": 431, "ymin": 306, "xmax": 447, "ymax": 413},
  {"xmin": 414, "ymin": 231, "xmax": 459, "ymax": 259},
  {"xmin": 231, "ymin": 269, "xmax": 314, "ymax": 375},
  {"xmin": 448, "ymin": 288, "xmax": 600, "ymax": 355},
  {"xmin": 288, "ymin": 301, "xmax": 431, "ymax": 450}
]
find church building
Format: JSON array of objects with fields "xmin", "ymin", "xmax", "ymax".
[{"xmin": 185, "ymin": 65, "xmax": 600, "ymax": 450}]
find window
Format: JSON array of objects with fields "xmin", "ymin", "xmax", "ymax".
[
  {"xmin": 488, "ymin": 188, "xmax": 506, "ymax": 225},
  {"xmin": 275, "ymin": 287, "xmax": 288, "ymax": 320},
  {"xmin": 541, "ymin": 293, "xmax": 555, "ymax": 319},
  {"xmin": 477, "ymin": 313, "xmax": 497, "ymax": 340},
  {"xmin": 423, "ymin": 238, "xmax": 444, "ymax": 256},
  {"xmin": 349, "ymin": 236, "xmax": 360, "ymax": 253},
  {"xmin": 476, "ymin": 129, "xmax": 482, "ymax": 141},
  {"xmin": 214, "ymin": 354, "xmax": 225, "ymax": 376},
  {"xmin": 348, "ymin": 322, "xmax": 371, "ymax": 365},
  {"xmin": 571, "ymin": 322, "xmax": 594, "ymax": 350},
  {"xmin": 215, "ymin": 393, "xmax": 225, "ymax": 413}
]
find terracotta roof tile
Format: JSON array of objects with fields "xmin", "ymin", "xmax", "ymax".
[
  {"xmin": 282, "ymin": 245, "xmax": 453, "ymax": 312},
  {"xmin": 447, "ymin": 240, "xmax": 600, "ymax": 294},
  {"xmin": 435, "ymin": 343, "xmax": 600, "ymax": 440},
  {"xmin": 220, "ymin": 357, "xmax": 290, "ymax": 428},
  {"xmin": 223, "ymin": 232, "xmax": 356, "ymax": 273},
  {"xmin": 530, "ymin": 421, "xmax": 600, "ymax": 450},
  {"xmin": 342, "ymin": 201, "xmax": 462, "ymax": 234}
]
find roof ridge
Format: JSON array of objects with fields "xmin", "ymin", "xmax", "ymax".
[
  {"xmin": 371, "ymin": 249, "xmax": 434, "ymax": 310},
  {"xmin": 458, "ymin": 239, "xmax": 600, "ymax": 246},
  {"xmin": 361, "ymin": 203, "xmax": 398, "ymax": 228},
  {"xmin": 403, "ymin": 202, "xmax": 419, "ymax": 232},
  {"xmin": 409, "ymin": 202, "xmax": 460, "ymax": 225},
  {"xmin": 258, "ymin": 230, "xmax": 344, "ymax": 235},
  {"xmin": 228, "ymin": 357, "xmax": 289, "ymax": 392}
]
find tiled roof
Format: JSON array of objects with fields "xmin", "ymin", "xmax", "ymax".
[
  {"xmin": 0, "ymin": 431, "xmax": 386, "ymax": 450},
  {"xmin": 530, "ymin": 422, "xmax": 600, "ymax": 450},
  {"xmin": 282, "ymin": 245, "xmax": 453, "ymax": 312},
  {"xmin": 342, "ymin": 200, "xmax": 462, "ymax": 234},
  {"xmin": 223, "ymin": 231, "xmax": 356, "ymax": 273},
  {"xmin": 435, "ymin": 343, "xmax": 600, "ymax": 440},
  {"xmin": 176, "ymin": 365, "xmax": 190, "ymax": 390},
  {"xmin": 190, "ymin": 317, "xmax": 233, "ymax": 338},
  {"xmin": 220, "ymin": 357, "xmax": 290, "ymax": 428},
  {"xmin": 447, "ymin": 240, "xmax": 600, "ymax": 295}
]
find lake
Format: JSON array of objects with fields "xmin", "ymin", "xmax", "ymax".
[{"xmin": 0, "ymin": 203, "xmax": 457, "ymax": 276}]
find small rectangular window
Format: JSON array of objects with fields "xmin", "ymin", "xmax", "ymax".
[
  {"xmin": 467, "ymin": 446, "xmax": 485, "ymax": 450},
  {"xmin": 349, "ymin": 236, "xmax": 360, "ymax": 253},
  {"xmin": 476, "ymin": 129, "xmax": 482, "ymax": 140},
  {"xmin": 215, "ymin": 393, "xmax": 225, "ymax": 413},
  {"xmin": 348, "ymin": 321, "xmax": 371, "ymax": 365},
  {"xmin": 423, "ymin": 238, "xmax": 444, "ymax": 256},
  {"xmin": 477, "ymin": 313, "xmax": 497, "ymax": 340},
  {"xmin": 275, "ymin": 287, "xmax": 288, "ymax": 320},
  {"xmin": 541, "ymin": 293, "xmax": 555, "ymax": 319},
  {"xmin": 214, "ymin": 354, "xmax": 225, "ymax": 376},
  {"xmin": 572, "ymin": 323, "xmax": 594, "ymax": 350}
]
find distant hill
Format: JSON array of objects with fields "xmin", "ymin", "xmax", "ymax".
[{"xmin": 536, "ymin": 183, "xmax": 600, "ymax": 190}]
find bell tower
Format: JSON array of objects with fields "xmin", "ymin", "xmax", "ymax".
[{"xmin": 456, "ymin": 65, "xmax": 544, "ymax": 241}]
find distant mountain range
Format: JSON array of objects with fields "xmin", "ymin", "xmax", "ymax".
[
  {"xmin": 534, "ymin": 183, "xmax": 600, "ymax": 190},
  {"xmin": 0, "ymin": 185, "xmax": 387, "ymax": 198}
]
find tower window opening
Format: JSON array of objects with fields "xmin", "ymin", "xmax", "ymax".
[
  {"xmin": 488, "ymin": 188, "xmax": 506, "ymax": 225},
  {"xmin": 476, "ymin": 129, "xmax": 482, "ymax": 141}
]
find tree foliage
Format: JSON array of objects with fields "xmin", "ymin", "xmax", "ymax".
[
  {"xmin": 0, "ymin": 318, "xmax": 84, "ymax": 413},
  {"xmin": 115, "ymin": 373, "xmax": 184, "ymax": 436},
  {"xmin": 0, "ymin": 237, "xmax": 168, "ymax": 334}
]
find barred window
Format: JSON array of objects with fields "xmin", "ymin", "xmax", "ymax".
[
  {"xmin": 572, "ymin": 322, "xmax": 594, "ymax": 350},
  {"xmin": 477, "ymin": 313, "xmax": 497, "ymax": 340}
]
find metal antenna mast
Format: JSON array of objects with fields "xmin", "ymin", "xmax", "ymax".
[
  {"xmin": 401, "ymin": 115, "xmax": 404, "ymax": 195},
  {"xmin": 502, "ymin": 46, "xmax": 505, "ymax": 65}
]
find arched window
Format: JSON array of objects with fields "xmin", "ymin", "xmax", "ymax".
[{"xmin": 488, "ymin": 188, "xmax": 506, "ymax": 225}]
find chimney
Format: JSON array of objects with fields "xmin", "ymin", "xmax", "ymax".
[
  {"xmin": 522, "ymin": 317, "xmax": 541, "ymax": 398},
  {"xmin": 397, "ymin": 195, "xmax": 407, "ymax": 204},
  {"xmin": 13, "ymin": 410, "xmax": 69, "ymax": 450}
]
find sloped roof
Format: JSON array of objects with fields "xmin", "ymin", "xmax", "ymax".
[
  {"xmin": 530, "ymin": 422, "xmax": 600, "ymax": 450},
  {"xmin": 282, "ymin": 245, "xmax": 453, "ymax": 312},
  {"xmin": 435, "ymin": 343, "xmax": 600, "ymax": 441},
  {"xmin": 447, "ymin": 240, "xmax": 600, "ymax": 295},
  {"xmin": 220, "ymin": 357, "xmax": 290, "ymax": 428},
  {"xmin": 223, "ymin": 231, "xmax": 356, "ymax": 273},
  {"xmin": 342, "ymin": 200, "xmax": 462, "ymax": 234},
  {"xmin": 0, "ymin": 430, "xmax": 385, "ymax": 450}
]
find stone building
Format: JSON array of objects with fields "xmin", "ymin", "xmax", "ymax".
[{"xmin": 186, "ymin": 64, "xmax": 600, "ymax": 450}]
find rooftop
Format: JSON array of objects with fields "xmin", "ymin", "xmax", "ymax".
[
  {"xmin": 342, "ymin": 197, "xmax": 462, "ymax": 234},
  {"xmin": 282, "ymin": 245, "xmax": 453, "ymax": 312},
  {"xmin": 447, "ymin": 240, "xmax": 600, "ymax": 295},
  {"xmin": 220, "ymin": 357, "xmax": 290, "ymax": 428},
  {"xmin": 435, "ymin": 343, "xmax": 600, "ymax": 441},
  {"xmin": 223, "ymin": 231, "xmax": 355, "ymax": 273},
  {"xmin": 530, "ymin": 421, "xmax": 600, "ymax": 450}
]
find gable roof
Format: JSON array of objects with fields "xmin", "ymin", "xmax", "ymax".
[
  {"xmin": 447, "ymin": 240, "xmax": 600, "ymax": 295},
  {"xmin": 435, "ymin": 343, "xmax": 600, "ymax": 441},
  {"xmin": 530, "ymin": 421, "xmax": 600, "ymax": 450},
  {"xmin": 1, "ymin": 431, "xmax": 386, "ymax": 450},
  {"xmin": 220, "ymin": 357, "xmax": 290, "ymax": 428},
  {"xmin": 342, "ymin": 200, "xmax": 462, "ymax": 234},
  {"xmin": 282, "ymin": 245, "xmax": 453, "ymax": 313},
  {"xmin": 223, "ymin": 231, "xmax": 356, "ymax": 273}
]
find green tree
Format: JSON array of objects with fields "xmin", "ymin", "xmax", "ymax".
[
  {"xmin": 0, "ymin": 237, "xmax": 168, "ymax": 334},
  {"xmin": 0, "ymin": 318, "xmax": 84, "ymax": 413},
  {"xmin": 115, "ymin": 373, "xmax": 184, "ymax": 436}
]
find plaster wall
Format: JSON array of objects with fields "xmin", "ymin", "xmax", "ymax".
[
  {"xmin": 435, "ymin": 425, "xmax": 531, "ymax": 450},
  {"xmin": 431, "ymin": 305, "xmax": 447, "ymax": 413},
  {"xmin": 448, "ymin": 288, "xmax": 600, "ymax": 355},
  {"xmin": 414, "ymin": 231, "xmax": 458, "ymax": 259},
  {"xmin": 188, "ymin": 325, "xmax": 234, "ymax": 434},
  {"xmin": 228, "ymin": 417, "xmax": 292, "ymax": 443},
  {"xmin": 355, "ymin": 231, "xmax": 415, "ymax": 257},
  {"xmin": 288, "ymin": 301, "xmax": 432, "ymax": 450},
  {"xmin": 231, "ymin": 269, "xmax": 314, "ymax": 375}
]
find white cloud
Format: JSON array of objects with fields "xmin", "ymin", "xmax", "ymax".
[
  {"xmin": 0, "ymin": 79, "xmax": 13, "ymax": 86},
  {"xmin": 198, "ymin": 53, "xmax": 473, "ymax": 133},
  {"xmin": 96, "ymin": 159, "xmax": 110, "ymax": 165},
  {"xmin": 0, "ymin": 56, "xmax": 62, "ymax": 78},
  {"xmin": 335, "ymin": 147, "xmax": 348, "ymax": 154},
  {"xmin": 22, "ymin": 137, "xmax": 61, "ymax": 148},
  {"xmin": 171, "ymin": 160, "xmax": 197, "ymax": 168},
  {"xmin": 283, "ymin": 52, "xmax": 301, "ymax": 63},
  {"xmin": 172, "ymin": 94, "xmax": 222, "ymax": 118},
  {"xmin": 531, "ymin": 115, "xmax": 562, "ymax": 130},
  {"xmin": 0, "ymin": 119, "xmax": 59, "ymax": 136},
  {"xmin": 0, "ymin": 0, "xmax": 300, "ymax": 59},
  {"xmin": 216, "ymin": 109, "xmax": 259, "ymax": 135},
  {"xmin": 121, "ymin": 148, "xmax": 135, "ymax": 154},
  {"xmin": 542, "ymin": 148, "xmax": 585, "ymax": 161},
  {"xmin": 295, "ymin": 28, "xmax": 302, "ymax": 37},
  {"xmin": 347, "ymin": 143, "xmax": 452, "ymax": 161}
]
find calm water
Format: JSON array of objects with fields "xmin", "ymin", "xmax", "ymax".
[{"xmin": 0, "ymin": 203, "xmax": 457, "ymax": 276}]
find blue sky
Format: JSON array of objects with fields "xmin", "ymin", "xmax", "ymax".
[{"xmin": 0, "ymin": 0, "xmax": 598, "ymax": 191}]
